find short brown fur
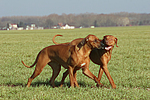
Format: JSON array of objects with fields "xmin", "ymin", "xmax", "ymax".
[
  {"xmin": 22, "ymin": 34, "xmax": 102, "ymax": 88},
  {"xmin": 53, "ymin": 34, "xmax": 118, "ymax": 88}
]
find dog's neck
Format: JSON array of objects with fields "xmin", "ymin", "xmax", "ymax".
[
  {"xmin": 84, "ymin": 44, "xmax": 92, "ymax": 52},
  {"xmin": 86, "ymin": 42, "xmax": 93, "ymax": 49},
  {"xmin": 76, "ymin": 44, "xmax": 92, "ymax": 57}
]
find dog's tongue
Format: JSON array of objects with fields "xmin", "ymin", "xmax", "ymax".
[{"xmin": 105, "ymin": 46, "xmax": 112, "ymax": 50}]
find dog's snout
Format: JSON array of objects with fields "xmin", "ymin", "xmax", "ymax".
[{"xmin": 96, "ymin": 42, "xmax": 101, "ymax": 49}]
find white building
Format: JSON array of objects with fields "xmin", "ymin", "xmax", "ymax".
[
  {"xmin": 60, "ymin": 24, "xmax": 75, "ymax": 29},
  {"xmin": 9, "ymin": 24, "xmax": 18, "ymax": 30}
]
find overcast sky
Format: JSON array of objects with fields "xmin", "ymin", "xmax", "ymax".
[{"xmin": 0, "ymin": 0, "xmax": 150, "ymax": 17}]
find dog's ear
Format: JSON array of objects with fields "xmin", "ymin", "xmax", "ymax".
[
  {"xmin": 115, "ymin": 38, "xmax": 118, "ymax": 47},
  {"xmin": 77, "ymin": 38, "xmax": 88, "ymax": 49}
]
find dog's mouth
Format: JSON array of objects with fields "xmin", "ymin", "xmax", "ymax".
[
  {"xmin": 100, "ymin": 42, "xmax": 112, "ymax": 50},
  {"xmin": 104, "ymin": 46, "xmax": 112, "ymax": 50}
]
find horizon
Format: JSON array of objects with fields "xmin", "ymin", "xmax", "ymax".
[{"xmin": 1, "ymin": 12, "xmax": 150, "ymax": 18}]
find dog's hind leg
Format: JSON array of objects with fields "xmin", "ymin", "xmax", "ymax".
[
  {"xmin": 27, "ymin": 65, "xmax": 47, "ymax": 87},
  {"xmin": 26, "ymin": 55, "xmax": 50, "ymax": 87},
  {"xmin": 48, "ymin": 62, "xmax": 61, "ymax": 87}
]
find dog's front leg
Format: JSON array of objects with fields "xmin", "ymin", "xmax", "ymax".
[
  {"xmin": 96, "ymin": 67, "xmax": 104, "ymax": 87},
  {"xmin": 82, "ymin": 67, "xmax": 103, "ymax": 87},
  {"xmin": 73, "ymin": 69, "xmax": 79, "ymax": 87},
  {"xmin": 81, "ymin": 60, "xmax": 103, "ymax": 87},
  {"xmin": 60, "ymin": 70, "xmax": 69, "ymax": 87},
  {"xmin": 68, "ymin": 66, "xmax": 75, "ymax": 88},
  {"xmin": 97, "ymin": 67, "xmax": 104, "ymax": 81},
  {"xmin": 60, "ymin": 69, "xmax": 79, "ymax": 87},
  {"xmin": 102, "ymin": 65, "xmax": 116, "ymax": 89}
]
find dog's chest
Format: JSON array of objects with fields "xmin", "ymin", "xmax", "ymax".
[
  {"xmin": 80, "ymin": 62, "xmax": 86, "ymax": 67},
  {"xmin": 74, "ymin": 62, "xmax": 87, "ymax": 68},
  {"xmin": 77, "ymin": 53, "xmax": 89, "ymax": 67},
  {"xmin": 69, "ymin": 48, "xmax": 90, "ymax": 68},
  {"xmin": 77, "ymin": 57, "xmax": 88, "ymax": 67},
  {"xmin": 70, "ymin": 55, "xmax": 88, "ymax": 68}
]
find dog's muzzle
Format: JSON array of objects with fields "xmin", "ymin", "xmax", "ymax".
[{"xmin": 100, "ymin": 41, "xmax": 112, "ymax": 50}]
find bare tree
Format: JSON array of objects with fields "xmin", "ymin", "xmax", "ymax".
[{"xmin": 0, "ymin": 12, "xmax": 150, "ymax": 29}]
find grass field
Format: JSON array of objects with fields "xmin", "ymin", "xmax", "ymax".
[{"xmin": 0, "ymin": 26, "xmax": 150, "ymax": 100}]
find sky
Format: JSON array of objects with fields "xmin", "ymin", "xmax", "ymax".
[{"xmin": 0, "ymin": 0, "xmax": 150, "ymax": 17}]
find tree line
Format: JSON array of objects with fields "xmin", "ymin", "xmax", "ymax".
[{"xmin": 0, "ymin": 12, "xmax": 150, "ymax": 29}]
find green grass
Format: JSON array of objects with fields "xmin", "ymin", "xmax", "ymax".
[{"xmin": 0, "ymin": 26, "xmax": 150, "ymax": 100}]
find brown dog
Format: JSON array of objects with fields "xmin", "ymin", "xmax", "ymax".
[
  {"xmin": 53, "ymin": 35, "xmax": 118, "ymax": 88},
  {"xmin": 22, "ymin": 34, "xmax": 102, "ymax": 87}
]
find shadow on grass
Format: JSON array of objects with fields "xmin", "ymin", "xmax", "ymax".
[
  {"xmin": 2, "ymin": 81, "xmax": 92, "ymax": 88},
  {"xmin": 27, "ymin": 81, "xmax": 90, "ymax": 88}
]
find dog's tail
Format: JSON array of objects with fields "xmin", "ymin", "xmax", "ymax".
[
  {"xmin": 21, "ymin": 61, "xmax": 35, "ymax": 68},
  {"xmin": 52, "ymin": 34, "xmax": 63, "ymax": 45},
  {"xmin": 21, "ymin": 51, "xmax": 41, "ymax": 68}
]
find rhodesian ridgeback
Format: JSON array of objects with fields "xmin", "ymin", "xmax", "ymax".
[
  {"xmin": 22, "ymin": 34, "xmax": 102, "ymax": 87},
  {"xmin": 53, "ymin": 35, "xmax": 118, "ymax": 88}
]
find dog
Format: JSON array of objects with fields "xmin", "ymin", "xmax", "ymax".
[
  {"xmin": 53, "ymin": 34, "xmax": 118, "ymax": 88},
  {"xmin": 22, "ymin": 34, "xmax": 102, "ymax": 87}
]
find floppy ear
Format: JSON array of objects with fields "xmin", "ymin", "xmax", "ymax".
[
  {"xmin": 77, "ymin": 38, "xmax": 87, "ymax": 49},
  {"xmin": 115, "ymin": 38, "xmax": 118, "ymax": 47}
]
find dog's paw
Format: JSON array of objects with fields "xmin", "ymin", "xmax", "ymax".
[{"xmin": 96, "ymin": 83, "xmax": 104, "ymax": 88}]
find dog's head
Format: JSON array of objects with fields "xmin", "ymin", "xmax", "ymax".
[
  {"xmin": 77, "ymin": 34, "xmax": 101, "ymax": 49},
  {"xmin": 101, "ymin": 35, "xmax": 118, "ymax": 50}
]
